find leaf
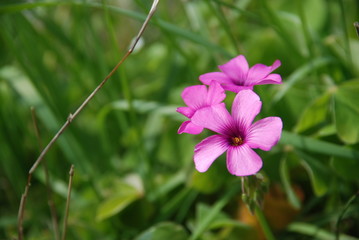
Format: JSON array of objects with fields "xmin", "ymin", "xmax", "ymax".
[
  {"xmin": 334, "ymin": 80, "xmax": 359, "ymax": 144},
  {"xmin": 134, "ymin": 222, "xmax": 188, "ymax": 240},
  {"xmin": 96, "ymin": 182, "xmax": 142, "ymax": 221},
  {"xmin": 295, "ymin": 92, "xmax": 331, "ymax": 133},
  {"xmin": 279, "ymin": 157, "xmax": 301, "ymax": 209},
  {"xmin": 330, "ymin": 157, "xmax": 359, "ymax": 181},
  {"xmin": 297, "ymin": 151, "xmax": 331, "ymax": 196}
]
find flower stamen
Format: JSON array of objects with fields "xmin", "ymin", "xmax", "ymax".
[{"xmin": 231, "ymin": 136, "xmax": 243, "ymax": 146}]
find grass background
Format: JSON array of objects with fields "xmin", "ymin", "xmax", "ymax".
[{"xmin": 0, "ymin": 0, "xmax": 359, "ymax": 239}]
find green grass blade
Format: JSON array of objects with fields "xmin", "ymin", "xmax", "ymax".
[
  {"xmin": 280, "ymin": 130, "xmax": 359, "ymax": 160},
  {"xmin": 288, "ymin": 222, "xmax": 359, "ymax": 240}
]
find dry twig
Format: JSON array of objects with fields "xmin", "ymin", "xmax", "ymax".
[
  {"xmin": 61, "ymin": 165, "xmax": 75, "ymax": 240},
  {"xmin": 17, "ymin": 1, "xmax": 159, "ymax": 239},
  {"xmin": 17, "ymin": 174, "xmax": 31, "ymax": 240},
  {"xmin": 29, "ymin": 0, "xmax": 160, "ymax": 174}
]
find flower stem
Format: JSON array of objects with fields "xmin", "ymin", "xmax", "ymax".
[{"xmin": 254, "ymin": 205, "xmax": 275, "ymax": 240}]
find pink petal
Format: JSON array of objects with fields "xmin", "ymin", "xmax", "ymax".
[
  {"xmin": 246, "ymin": 117, "xmax": 283, "ymax": 151},
  {"xmin": 218, "ymin": 55, "xmax": 249, "ymax": 84},
  {"xmin": 246, "ymin": 64, "xmax": 272, "ymax": 82},
  {"xmin": 206, "ymin": 81, "xmax": 226, "ymax": 105},
  {"xmin": 245, "ymin": 59, "xmax": 281, "ymax": 86},
  {"xmin": 194, "ymin": 135, "xmax": 229, "ymax": 172},
  {"xmin": 231, "ymin": 90, "xmax": 262, "ymax": 130},
  {"xmin": 191, "ymin": 104, "xmax": 233, "ymax": 135},
  {"xmin": 181, "ymin": 85, "xmax": 207, "ymax": 109},
  {"xmin": 271, "ymin": 59, "xmax": 281, "ymax": 71},
  {"xmin": 178, "ymin": 121, "xmax": 204, "ymax": 134},
  {"xmin": 253, "ymin": 73, "xmax": 282, "ymax": 85},
  {"xmin": 199, "ymin": 72, "xmax": 233, "ymax": 85},
  {"xmin": 177, "ymin": 106, "xmax": 195, "ymax": 118},
  {"xmin": 226, "ymin": 144, "xmax": 263, "ymax": 176},
  {"xmin": 201, "ymin": 78, "xmax": 253, "ymax": 93},
  {"xmin": 222, "ymin": 84, "xmax": 253, "ymax": 93}
]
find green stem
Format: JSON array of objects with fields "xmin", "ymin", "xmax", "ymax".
[{"xmin": 255, "ymin": 205, "xmax": 275, "ymax": 240}]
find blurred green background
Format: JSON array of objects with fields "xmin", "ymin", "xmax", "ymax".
[{"xmin": 1, "ymin": 0, "xmax": 359, "ymax": 239}]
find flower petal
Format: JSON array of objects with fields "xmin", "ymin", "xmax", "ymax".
[
  {"xmin": 271, "ymin": 59, "xmax": 281, "ymax": 71},
  {"xmin": 231, "ymin": 90, "xmax": 262, "ymax": 130},
  {"xmin": 245, "ymin": 59, "xmax": 281, "ymax": 85},
  {"xmin": 181, "ymin": 85, "xmax": 208, "ymax": 109},
  {"xmin": 199, "ymin": 72, "xmax": 233, "ymax": 85},
  {"xmin": 178, "ymin": 121, "xmax": 204, "ymax": 134},
  {"xmin": 246, "ymin": 117, "xmax": 283, "ymax": 151},
  {"xmin": 222, "ymin": 84, "xmax": 253, "ymax": 93},
  {"xmin": 194, "ymin": 135, "xmax": 229, "ymax": 172},
  {"xmin": 201, "ymin": 75, "xmax": 252, "ymax": 93},
  {"xmin": 191, "ymin": 104, "xmax": 233, "ymax": 135},
  {"xmin": 177, "ymin": 106, "xmax": 195, "ymax": 118},
  {"xmin": 226, "ymin": 144, "xmax": 263, "ymax": 176},
  {"xmin": 206, "ymin": 81, "xmax": 226, "ymax": 105},
  {"xmin": 253, "ymin": 73, "xmax": 282, "ymax": 85},
  {"xmin": 218, "ymin": 55, "xmax": 249, "ymax": 84}
]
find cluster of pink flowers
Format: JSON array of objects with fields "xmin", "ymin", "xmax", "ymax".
[{"xmin": 177, "ymin": 55, "xmax": 283, "ymax": 176}]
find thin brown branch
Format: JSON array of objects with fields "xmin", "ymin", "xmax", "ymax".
[
  {"xmin": 17, "ymin": 174, "xmax": 32, "ymax": 240},
  {"xmin": 29, "ymin": 0, "xmax": 160, "ymax": 174},
  {"xmin": 61, "ymin": 165, "xmax": 75, "ymax": 240},
  {"xmin": 31, "ymin": 107, "xmax": 60, "ymax": 240},
  {"xmin": 18, "ymin": 2, "xmax": 159, "ymax": 237}
]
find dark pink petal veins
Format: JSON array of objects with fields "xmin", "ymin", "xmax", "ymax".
[
  {"xmin": 181, "ymin": 85, "xmax": 208, "ymax": 109},
  {"xmin": 231, "ymin": 90, "xmax": 262, "ymax": 130},
  {"xmin": 218, "ymin": 55, "xmax": 249, "ymax": 84},
  {"xmin": 194, "ymin": 135, "xmax": 229, "ymax": 172},
  {"xmin": 226, "ymin": 144, "xmax": 263, "ymax": 176},
  {"xmin": 178, "ymin": 121, "xmax": 204, "ymax": 135},
  {"xmin": 246, "ymin": 117, "xmax": 283, "ymax": 151},
  {"xmin": 191, "ymin": 104, "xmax": 233, "ymax": 135}
]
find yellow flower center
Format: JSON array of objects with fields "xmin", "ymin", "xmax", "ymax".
[{"xmin": 231, "ymin": 136, "xmax": 243, "ymax": 146}]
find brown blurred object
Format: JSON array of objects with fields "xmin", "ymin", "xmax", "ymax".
[{"xmin": 237, "ymin": 184, "xmax": 304, "ymax": 240}]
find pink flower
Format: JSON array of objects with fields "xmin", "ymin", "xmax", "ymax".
[
  {"xmin": 177, "ymin": 81, "xmax": 226, "ymax": 134},
  {"xmin": 191, "ymin": 90, "xmax": 282, "ymax": 176},
  {"xmin": 199, "ymin": 55, "xmax": 282, "ymax": 93}
]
